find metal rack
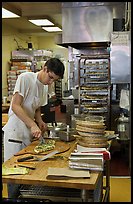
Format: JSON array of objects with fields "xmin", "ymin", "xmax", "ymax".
[
  {"xmin": 18, "ymin": 185, "xmax": 83, "ymax": 202},
  {"xmin": 78, "ymin": 54, "xmax": 111, "ymax": 129},
  {"xmin": 55, "ymin": 79, "xmax": 62, "ymax": 99}
]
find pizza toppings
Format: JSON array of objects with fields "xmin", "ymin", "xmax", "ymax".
[{"xmin": 34, "ymin": 140, "xmax": 56, "ymax": 153}]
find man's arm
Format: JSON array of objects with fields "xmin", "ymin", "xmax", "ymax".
[
  {"xmin": 35, "ymin": 107, "xmax": 48, "ymax": 133},
  {"xmin": 11, "ymin": 92, "xmax": 42, "ymax": 138}
]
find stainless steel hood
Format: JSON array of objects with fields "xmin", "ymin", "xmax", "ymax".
[{"xmin": 60, "ymin": 2, "xmax": 125, "ymax": 45}]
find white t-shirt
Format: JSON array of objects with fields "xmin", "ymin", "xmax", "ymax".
[
  {"xmin": 9, "ymin": 71, "xmax": 52, "ymax": 119},
  {"xmin": 3, "ymin": 71, "xmax": 55, "ymax": 141}
]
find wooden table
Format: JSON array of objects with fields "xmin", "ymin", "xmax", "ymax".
[{"xmin": 2, "ymin": 139, "xmax": 108, "ymax": 202}]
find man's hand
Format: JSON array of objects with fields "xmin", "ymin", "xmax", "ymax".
[
  {"xmin": 38, "ymin": 120, "xmax": 48, "ymax": 134},
  {"xmin": 31, "ymin": 125, "xmax": 42, "ymax": 138},
  {"xmin": 35, "ymin": 107, "xmax": 48, "ymax": 135}
]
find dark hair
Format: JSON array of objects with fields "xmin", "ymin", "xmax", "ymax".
[{"xmin": 45, "ymin": 58, "xmax": 65, "ymax": 79}]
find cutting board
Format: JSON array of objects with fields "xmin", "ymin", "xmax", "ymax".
[{"xmin": 14, "ymin": 139, "xmax": 71, "ymax": 156}]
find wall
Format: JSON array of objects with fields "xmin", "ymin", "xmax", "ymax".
[
  {"xmin": 2, "ymin": 23, "xmax": 68, "ymax": 98},
  {"xmin": 38, "ymin": 36, "xmax": 68, "ymax": 94},
  {"xmin": 2, "ymin": 23, "xmax": 39, "ymax": 97}
]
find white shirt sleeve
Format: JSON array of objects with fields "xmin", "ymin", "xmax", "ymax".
[{"xmin": 13, "ymin": 73, "xmax": 29, "ymax": 98}]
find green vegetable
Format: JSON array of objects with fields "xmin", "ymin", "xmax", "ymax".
[
  {"xmin": 34, "ymin": 140, "xmax": 55, "ymax": 153},
  {"xmin": 2, "ymin": 164, "xmax": 29, "ymax": 175}
]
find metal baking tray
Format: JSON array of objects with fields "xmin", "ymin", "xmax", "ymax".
[{"xmin": 19, "ymin": 185, "xmax": 82, "ymax": 202}]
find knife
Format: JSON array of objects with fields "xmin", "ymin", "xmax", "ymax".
[
  {"xmin": 39, "ymin": 135, "xmax": 45, "ymax": 145},
  {"xmin": 39, "ymin": 150, "xmax": 59, "ymax": 161},
  {"xmin": 14, "ymin": 164, "xmax": 36, "ymax": 170},
  {"xmin": 17, "ymin": 150, "xmax": 59, "ymax": 162},
  {"xmin": 17, "ymin": 155, "xmax": 34, "ymax": 162}
]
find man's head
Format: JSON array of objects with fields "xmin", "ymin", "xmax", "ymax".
[
  {"xmin": 38, "ymin": 58, "xmax": 65, "ymax": 85},
  {"xmin": 45, "ymin": 58, "xmax": 65, "ymax": 79}
]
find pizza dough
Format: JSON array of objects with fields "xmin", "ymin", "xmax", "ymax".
[
  {"xmin": 78, "ymin": 140, "xmax": 108, "ymax": 148},
  {"xmin": 76, "ymin": 120, "xmax": 105, "ymax": 128},
  {"xmin": 76, "ymin": 125, "xmax": 105, "ymax": 133},
  {"xmin": 34, "ymin": 140, "xmax": 56, "ymax": 153},
  {"xmin": 75, "ymin": 117, "xmax": 108, "ymax": 148},
  {"xmin": 77, "ymin": 131, "xmax": 104, "ymax": 137}
]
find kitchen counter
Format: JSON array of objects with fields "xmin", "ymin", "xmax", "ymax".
[{"xmin": 2, "ymin": 139, "xmax": 110, "ymax": 202}]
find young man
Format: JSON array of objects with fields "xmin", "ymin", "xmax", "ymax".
[{"xmin": 2, "ymin": 57, "xmax": 65, "ymax": 162}]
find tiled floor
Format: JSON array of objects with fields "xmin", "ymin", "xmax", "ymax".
[
  {"xmin": 3, "ymin": 177, "xmax": 131, "ymax": 202},
  {"xmin": 110, "ymin": 151, "xmax": 130, "ymax": 176},
  {"xmin": 103, "ymin": 177, "xmax": 131, "ymax": 202}
]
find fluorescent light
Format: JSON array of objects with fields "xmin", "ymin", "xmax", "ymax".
[
  {"xmin": 29, "ymin": 19, "xmax": 54, "ymax": 26},
  {"xmin": 42, "ymin": 26, "xmax": 62, "ymax": 32},
  {"xmin": 2, "ymin": 8, "xmax": 20, "ymax": 18}
]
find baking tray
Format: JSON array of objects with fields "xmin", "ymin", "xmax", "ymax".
[{"xmin": 19, "ymin": 185, "xmax": 82, "ymax": 202}]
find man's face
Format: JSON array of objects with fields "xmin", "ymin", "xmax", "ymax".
[{"xmin": 41, "ymin": 66, "xmax": 60, "ymax": 85}]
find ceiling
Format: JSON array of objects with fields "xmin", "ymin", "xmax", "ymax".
[{"xmin": 2, "ymin": 2, "xmax": 63, "ymax": 37}]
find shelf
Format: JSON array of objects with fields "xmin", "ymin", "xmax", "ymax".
[
  {"xmin": 55, "ymin": 79, "xmax": 62, "ymax": 99},
  {"xmin": 78, "ymin": 54, "xmax": 111, "ymax": 129}
]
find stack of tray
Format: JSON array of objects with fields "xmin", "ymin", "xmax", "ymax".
[
  {"xmin": 75, "ymin": 116, "xmax": 108, "ymax": 148},
  {"xmin": 19, "ymin": 185, "xmax": 82, "ymax": 202}
]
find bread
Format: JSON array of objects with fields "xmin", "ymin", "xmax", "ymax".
[{"xmin": 76, "ymin": 125, "xmax": 105, "ymax": 134}]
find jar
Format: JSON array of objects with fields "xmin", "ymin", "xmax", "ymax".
[{"xmin": 117, "ymin": 113, "xmax": 129, "ymax": 140}]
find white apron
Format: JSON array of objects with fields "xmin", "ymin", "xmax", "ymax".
[
  {"xmin": 3, "ymin": 115, "xmax": 32, "ymax": 161},
  {"xmin": 2, "ymin": 71, "xmax": 54, "ymax": 162}
]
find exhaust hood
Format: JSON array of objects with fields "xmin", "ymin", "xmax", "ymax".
[{"xmin": 58, "ymin": 2, "xmax": 125, "ymax": 47}]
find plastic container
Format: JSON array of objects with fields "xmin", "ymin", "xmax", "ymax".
[
  {"xmin": 58, "ymin": 130, "xmax": 76, "ymax": 142},
  {"xmin": 3, "ymin": 96, "xmax": 7, "ymax": 104}
]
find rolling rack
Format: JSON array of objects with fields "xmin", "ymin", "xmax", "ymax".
[
  {"xmin": 77, "ymin": 50, "xmax": 111, "ymax": 202},
  {"xmin": 78, "ymin": 53, "xmax": 111, "ymax": 130}
]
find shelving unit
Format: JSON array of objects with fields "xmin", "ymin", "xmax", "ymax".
[
  {"xmin": 7, "ymin": 49, "xmax": 53, "ymax": 100},
  {"xmin": 7, "ymin": 55, "xmax": 32, "ymax": 100},
  {"xmin": 7, "ymin": 69, "xmax": 31, "ymax": 100},
  {"xmin": 7, "ymin": 50, "xmax": 64, "ymax": 101},
  {"xmin": 55, "ymin": 79, "xmax": 62, "ymax": 99},
  {"xmin": 78, "ymin": 54, "xmax": 111, "ymax": 129}
]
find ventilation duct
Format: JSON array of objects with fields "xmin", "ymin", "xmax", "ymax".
[{"xmin": 61, "ymin": 2, "xmax": 125, "ymax": 44}]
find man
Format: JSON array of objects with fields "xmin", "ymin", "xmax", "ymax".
[{"xmin": 3, "ymin": 57, "xmax": 65, "ymax": 162}]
